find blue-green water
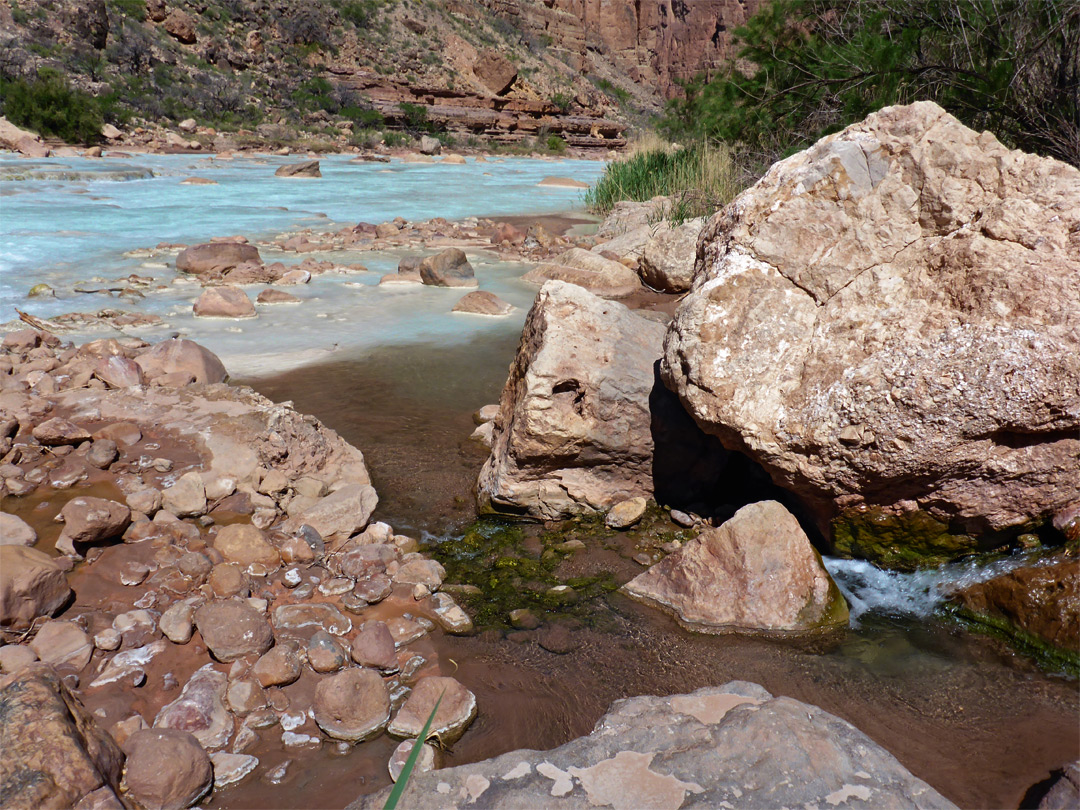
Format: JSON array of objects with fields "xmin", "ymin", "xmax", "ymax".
[{"xmin": 0, "ymin": 152, "xmax": 603, "ymax": 374}]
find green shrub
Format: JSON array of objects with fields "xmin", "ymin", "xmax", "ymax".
[
  {"xmin": 550, "ymin": 91, "xmax": 572, "ymax": 113},
  {"xmin": 382, "ymin": 130, "xmax": 410, "ymax": 147},
  {"xmin": 0, "ymin": 68, "xmax": 107, "ymax": 144},
  {"xmin": 341, "ymin": 105, "xmax": 384, "ymax": 127},
  {"xmin": 662, "ymin": 0, "xmax": 1079, "ymax": 167},
  {"xmin": 545, "ymin": 133, "xmax": 566, "ymax": 153},
  {"xmin": 398, "ymin": 101, "xmax": 434, "ymax": 134},
  {"xmin": 340, "ymin": 0, "xmax": 384, "ymax": 27},
  {"xmin": 109, "ymin": 0, "xmax": 147, "ymax": 21},
  {"xmin": 584, "ymin": 140, "xmax": 741, "ymax": 224},
  {"xmin": 10, "ymin": 1, "xmax": 29, "ymax": 24}
]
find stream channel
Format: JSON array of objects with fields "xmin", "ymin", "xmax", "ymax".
[{"xmin": 2, "ymin": 153, "xmax": 1077, "ymax": 809}]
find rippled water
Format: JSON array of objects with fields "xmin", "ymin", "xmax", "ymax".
[{"xmin": 0, "ymin": 153, "xmax": 603, "ymax": 375}]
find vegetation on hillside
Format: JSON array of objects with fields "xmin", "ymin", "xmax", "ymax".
[
  {"xmin": 0, "ymin": 68, "xmax": 123, "ymax": 143},
  {"xmin": 661, "ymin": 0, "xmax": 1080, "ymax": 167}
]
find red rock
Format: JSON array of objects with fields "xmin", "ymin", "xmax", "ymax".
[
  {"xmin": 193, "ymin": 286, "xmax": 256, "ymax": 319},
  {"xmin": 163, "ymin": 8, "xmax": 197, "ymax": 43},
  {"xmin": 134, "ymin": 338, "xmax": 227, "ymax": 384},
  {"xmin": 122, "ymin": 729, "xmax": 212, "ymax": 810},
  {"xmin": 0, "ymin": 546, "xmax": 72, "ymax": 629},
  {"xmin": 175, "ymin": 242, "xmax": 260, "ymax": 275}
]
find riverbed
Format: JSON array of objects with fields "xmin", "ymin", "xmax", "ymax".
[{"xmin": 3, "ymin": 152, "xmax": 1077, "ymax": 810}]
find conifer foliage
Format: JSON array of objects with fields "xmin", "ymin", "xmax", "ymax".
[{"xmin": 663, "ymin": 0, "xmax": 1079, "ymax": 167}]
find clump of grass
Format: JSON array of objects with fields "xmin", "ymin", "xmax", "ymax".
[{"xmin": 584, "ymin": 137, "xmax": 742, "ymax": 224}]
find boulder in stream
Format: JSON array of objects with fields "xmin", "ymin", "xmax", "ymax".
[{"xmin": 662, "ymin": 101, "xmax": 1080, "ymax": 562}]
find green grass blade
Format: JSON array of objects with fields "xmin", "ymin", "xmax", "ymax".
[{"xmin": 383, "ymin": 692, "xmax": 444, "ymax": 810}]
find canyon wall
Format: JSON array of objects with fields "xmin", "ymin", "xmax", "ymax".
[{"xmin": 478, "ymin": 0, "xmax": 765, "ymax": 96}]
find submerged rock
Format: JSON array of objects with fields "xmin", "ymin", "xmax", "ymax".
[
  {"xmin": 275, "ymin": 160, "xmax": 321, "ymax": 178},
  {"xmin": 351, "ymin": 681, "xmax": 956, "ymax": 810},
  {"xmin": 313, "ymin": 668, "xmax": 390, "ymax": 742},
  {"xmin": 387, "ymin": 676, "xmax": 477, "ymax": 745},
  {"xmin": 477, "ymin": 281, "xmax": 725, "ymax": 519},
  {"xmin": 662, "ymin": 102, "xmax": 1080, "ymax": 555},
  {"xmin": 452, "ymin": 290, "xmax": 513, "ymax": 316},
  {"xmin": 948, "ymin": 553, "xmax": 1079, "ymax": 662},
  {"xmin": 624, "ymin": 501, "xmax": 848, "ymax": 633},
  {"xmin": 193, "ymin": 286, "xmax": 257, "ymax": 319}
]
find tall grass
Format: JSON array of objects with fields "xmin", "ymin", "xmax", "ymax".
[{"xmin": 584, "ymin": 137, "xmax": 742, "ymax": 224}]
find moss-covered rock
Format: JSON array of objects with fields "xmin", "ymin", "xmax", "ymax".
[{"xmin": 831, "ymin": 507, "xmax": 981, "ymax": 571}]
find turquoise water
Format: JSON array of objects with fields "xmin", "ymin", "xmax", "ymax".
[{"xmin": 0, "ymin": 153, "xmax": 604, "ymax": 374}]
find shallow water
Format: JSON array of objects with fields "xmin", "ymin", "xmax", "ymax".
[
  {"xmin": 0, "ymin": 153, "xmax": 603, "ymax": 375},
  {"xmin": 248, "ymin": 337, "xmax": 1080, "ymax": 810}
]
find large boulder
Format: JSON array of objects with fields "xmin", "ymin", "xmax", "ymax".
[
  {"xmin": 0, "ymin": 117, "xmax": 49, "ymax": 158},
  {"xmin": 478, "ymin": 281, "xmax": 725, "ymax": 519},
  {"xmin": 56, "ymin": 496, "xmax": 130, "ymax": 556},
  {"xmin": 418, "ymin": 248, "xmax": 477, "ymax": 288},
  {"xmin": 0, "ymin": 546, "xmax": 71, "ymax": 629},
  {"xmin": 134, "ymin": 338, "xmax": 228, "ymax": 384},
  {"xmin": 0, "ymin": 664, "xmax": 125, "ymax": 809},
  {"xmin": 662, "ymin": 101, "xmax": 1080, "ymax": 562},
  {"xmin": 275, "ymin": 160, "xmax": 321, "ymax": 178},
  {"xmin": 638, "ymin": 218, "xmax": 705, "ymax": 292},
  {"xmin": 523, "ymin": 248, "xmax": 641, "ymax": 299},
  {"xmin": 313, "ymin": 668, "xmax": 390, "ymax": 742},
  {"xmin": 163, "ymin": 8, "xmax": 196, "ymax": 43},
  {"xmin": 473, "ymin": 50, "xmax": 517, "ymax": 95},
  {"xmin": 193, "ymin": 286, "xmax": 256, "ymax": 319},
  {"xmin": 350, "ymin": 681, "xmax": 955, "ymax": 810},
  {"xmin": 624, "ymin": 501, "xmax": 848, "ymax": 633},
  {"xmin": 193, "ymin": 600, "xmax": 273, "ymax": 662},
  {"xmin": 283, "ymin": 482, "xmax": 378, "ymax": 546},
  {"xmin": 175, "ymin": 242, "xmax": 260, "ymax": 276}
]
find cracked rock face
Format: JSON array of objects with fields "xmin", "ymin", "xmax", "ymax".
[
  {"xmin": 662, "ymin": 101, "xmax": 1080, "ymax": 546},
  {"xmin": 350, "ymin": 681, "xmax": 955, "ymax": 810},
  {"xmin": 477, "ymin": 281, "xmax": 726, "ymax": 519}
]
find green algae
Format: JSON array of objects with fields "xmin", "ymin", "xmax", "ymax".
[
  {"xmin": 425, "ymin": 517, "xmax": 618, "ymax": 630},
  {"xmin": 831, "ymin": 507, "xmax": 980, "ymax": 571}
]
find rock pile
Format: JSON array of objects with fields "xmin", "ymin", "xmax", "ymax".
[{"xmin": 0, "ymin": 330, "xmax": 478, "ymax": 809}]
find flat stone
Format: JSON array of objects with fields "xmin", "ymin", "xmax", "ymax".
[
  {"xmin": 388, "ymin": 676, "xmax": 477, "ymax": 745},
  {"xmin": 606, "ymin": 497, "xmax": 648, "ymax": 529},
  {"xmin": 352, "ymin": 682, "xmax": 956, "ymax": 810},
  {"xmin": 32, "ymin": 417, "xmax": 91, "ymax": 446},
  {"xmin": 30, "ymin": 620, "xmax": 92, "ymax": 670},
  {"xmin": 388, "ymin": 739, "xmax": 437, "ymax": 782},
  {"xmin": 273, "ymin": 603, "xmax": 352, "ymax": 636},
  {"xmin": 154, "ymin": 664, "xmax": 232, "ymax": 750},
  {"xmin": 211, "ymin": 752, "xmax": 259, "ymax": 789},
  {"xmin": 89, "ymin": 641, "xmax": 166, "ymax": 688}
]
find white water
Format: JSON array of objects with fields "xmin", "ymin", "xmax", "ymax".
[
  {"xmin": 0, "ymin": 153, "xmax": 604, "ymax": 376},
  {"xmin": 824, "ymin": 552, "xmax": 1051, "ymax": 625}
]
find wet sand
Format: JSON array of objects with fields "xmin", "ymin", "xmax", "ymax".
[{"xmin": 247, "ymin": 334, "xmax": 1080, "ymax": 810}]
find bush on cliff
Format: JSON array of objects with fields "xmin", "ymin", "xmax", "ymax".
[{"xmin": 663, "ymin": 0, "xmax": 1080, "ymax": 167}]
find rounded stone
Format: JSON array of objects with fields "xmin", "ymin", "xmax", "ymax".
[
  {"xmin": 194, "ymin": 599, "xmax": 273, "ymax": 662},
  {"xmin": 313, "ymin": 668, "xmax": 390, "ymax": 742},
  {"xmin": 388, "ymin": 676, "xmax": 477, "ymax": 745},
  {"xmin": 122, "ymin": 728, "xmax": 213, "ymax": 810}
]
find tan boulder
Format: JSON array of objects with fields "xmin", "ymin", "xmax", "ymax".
[
  {"xmin": 275, "ymin": 160, "xmax": 321, "ymax": 178},
  {"xmin": 193, "ymin": 286, "xmax": 256, "ymax": 318},
  {"xmin": 0, "ymin": 512, "xmax": 37, "ymax": 546},
  {"xmin": 663, "ymin": 102, "xmax": 1080, "ymax": 554},
  {"xmin": 313, "ymin": 668, "xmax": 390, "ymax": 742},
  {"xmin": 134, "ymin": 337, "xmax": 228, "ymax": 384},
  {"xmin": 472, "ymin": 50, "xmax": 517, "ymax": 95},
  {"xmin": 452, "ymin": 290, "xmax": 513, "ymax": 316},
  {"xmin": 624, "ymin": 501, "xmax": 848, "ymax": 632},
  {"xmin": 175, "ymin": 242, "xmax": 261, "ymax": 275},
  {"xmin": 163, "ymin": 8, "xmax": 197, "ymax": 43},
  {"xmin": 419, "ymin": 248, "xmax": 477, "ymax": 288},
  {"xmin": 122, "ymin": 729, "xmax": 212, "ymax": 810},
  {"xmin": 0, "ymin": 117, "xmax": 49, "ymax": 157},
  {"xmin": 522, "ymin": 248, "xmax": 641, "ymax": 298},
  {"xmin": 256, "ymin": 288, "xmax": 300, "ymax": 305},
  {"xmin": 638, "ymin": 218, "xmax": 705, "ymax": 292},
  {"xmin": 0, "ymin": 546, "xmax": 72, "ymax": 629},
  {"xmin": 477, "ymin": 280, "xmax": 726, "ymax": 519},
  {"xmin": 211, "ymin": 523, "xmax": 280, "ymax": 570}
]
